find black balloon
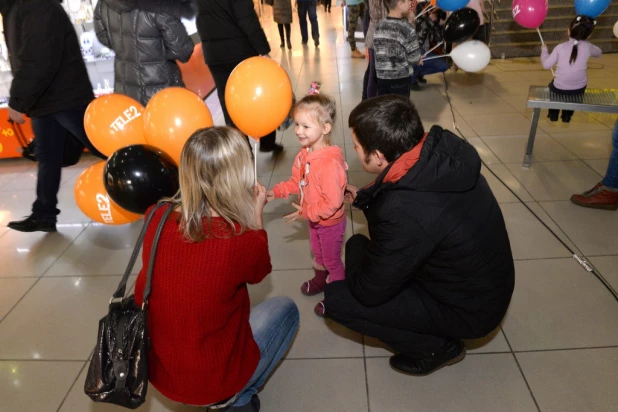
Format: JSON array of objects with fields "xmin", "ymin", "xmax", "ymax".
[
  {"xmin": 104, "ymin": 145, "xmax": 179, "ymax": 214},
  {"xmin": 443, "ymin": 8, "xmax": 481, "ymax": 44}
]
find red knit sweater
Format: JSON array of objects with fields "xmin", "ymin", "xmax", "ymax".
[{"xmin": 134, "ymin": 206, "xmax": 272, "ymax": 406}]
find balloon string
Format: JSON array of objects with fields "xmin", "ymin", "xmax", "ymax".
[
  {"xmin": 415, "ymin": 5, "xmax": 435, "ymax": 20},
  {"xmin": 422, "ymin": 41, "xmax": 444, "ymax": 58},
  {"xmin": 422, "ymin": 54, "xmax": 449, "ymax": 61},
  {"xmin": 537, "ymin": 28, "xmax": 555, "ymax": 77},
  {"xmin": 253, "ymin": 139, "xmax": 258, "ymax": 186}
]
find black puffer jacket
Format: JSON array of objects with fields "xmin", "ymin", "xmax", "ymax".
[
  {"xmin": 94, "ymin": 0, "xmax": 195, "ymax": 105},
  {"xmin": 196, "ymin": 0, "xmax": 270, "ymax": 66},
  {"xmin": 0, "ymin": 0, "xmax": 94, "ymax": 117},
  {"xmin": 346, "ymin": 126, "xmax": 515, "ymax": 336}
]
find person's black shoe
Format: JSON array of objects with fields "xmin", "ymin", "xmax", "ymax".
[
  {"xmin": 280, "ymin": 41, "xmax": 285, "ymax": 48},
  {"xmin": 417, "ymin": 75, "xmax": 427, "ymax": 84},
  {"xmin": 389, "ymin": 339, "xmax": 466, "ymax": 376},
  {"xmin": 314, "ymin": 38, "xmax": 320, "ymax": 47},
  {"xmin": 8, "ymin": 215, "xmax": 57, "ymax": 233},
  {"xmin": 561, "ymin": 115, "xmax": 572, "ymax": 123},
  {"xmin": 259, "ymin": 143, "xmax": 284, "ymax": 156},
  {"xmin": 547, "ymin": 112, "xmax": 559, "ymax": 122},
  {"xmin": 410, "ymin": 82, "xmax": 421, "ymax": 91}
]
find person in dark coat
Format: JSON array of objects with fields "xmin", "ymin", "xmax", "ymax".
[
  {"xmin": 273, "ymin": 0, "xmax": 293, "ymax": 49},
  {"xmin": 324, "ymin": 95, "xmax": 515, "ymax": 376},
  {"xmin": 3, "ymin": 0, "xmax": 106, "ymax": 233},
  {"xmin": 94, "ymin": 0, "xmax": 195, "ymax": 105},
  {"xmin": 196, "ymin": 0, "xmax": 283, "ymax": 154}
]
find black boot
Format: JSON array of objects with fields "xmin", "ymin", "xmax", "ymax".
[
  {"xmin": 389, "ymin": 339, "xmax": 466, "ymax": 376},
  {"xmin": 8, "ymin": 215, "xmax": 57, "ymax": 233}
]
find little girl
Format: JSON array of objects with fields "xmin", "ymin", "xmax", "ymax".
[
  {"xmin": 541, "ymin": 16, "xmax": 602, "ymax": 123},
  {"xmin": 268, "ymin": 93, "xmax": 348, "ymax": 317}
]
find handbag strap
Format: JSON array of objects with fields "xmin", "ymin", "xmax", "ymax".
[
  {"xmin": 111, "ymin": 202, "xmax": 170, "ymax": 301},
  {"xmin": 141, "ymin": 203, "xmax": 176, "ymax": 308}
]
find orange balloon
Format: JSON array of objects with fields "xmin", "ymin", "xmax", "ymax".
[
  {"xmin": 430, "ymin": 0, "xmax": 437, "ymax": 6},
  {"xmin": 177, "ymin": 44, "xmax": 216, "ymax": 99},
  {"xmin": 143, "ymin": 87, "xmax": 214, "ymax": 164},
  {"xmin": 225, "ymin": 57, "xmax": 293, "ymax": 139},
  {"xmin": 84, "ymin": 94, "xmax": 146, "ymax": 157},
  {"xmin": 74, "ymin": 162, "xmax": 142, "ymax": 225}
]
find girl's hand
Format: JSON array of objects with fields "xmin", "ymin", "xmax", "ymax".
[
  {"xmin": 541, "ymin": 44, "xmax": 548, "ymax": 51},
  {"xmin": 284, "ymin": 202, "xmax": 304, "ymax": 224},
  {"xmin": 254, "ymin": 183, "xmax": 267, "ymax": 228},
  {"xmin": 266, "ymin": 190, "xmax": 275, "ymax": 203},
  {"xmin": 345, "ymin": 184, "xmax": 359, "ymax": 204}
]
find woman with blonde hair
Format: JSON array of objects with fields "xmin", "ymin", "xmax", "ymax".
[{"xmin": 134, "ymin": 126, "xmax": 299, "ymax": 411}]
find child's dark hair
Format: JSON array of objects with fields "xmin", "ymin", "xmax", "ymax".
[
  {"xmin": 348, "ymin": 95, "xmax": 424, "ymax": 163},
  {"xmin": 569, "ymin": 16, "xmax": 596, "ymax": 65}
]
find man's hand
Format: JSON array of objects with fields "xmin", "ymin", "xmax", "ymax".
[
  {"xmin": 345, "ymin": 184, "xmax": 359, "ymax": 204},
  {"xmin": 8, "ymin": 107, "xmax": 25, "ymax": 124},
  {"xmin": 284, "ymin": 202, "xmax": 304, "ymax": 224}
]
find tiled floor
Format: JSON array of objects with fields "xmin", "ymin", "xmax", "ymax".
[{"xmin": 1, "ymin": 6, "xmax": 618, "ymax": 412}]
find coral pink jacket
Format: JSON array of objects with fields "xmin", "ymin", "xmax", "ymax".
[{"xmin": 273, "ymin": 146, "xmax": 348, "ymax": 226}]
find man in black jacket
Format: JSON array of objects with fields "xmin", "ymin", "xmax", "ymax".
[
  {"xmin": 324, "ymin": 95, "xmax": 515, "ymax": 376},
  {"xmin": 3, "ymin": 0, "xmax": 106, "ymax": 233},
  {"xmin": 196, "ymin": 0, "xmax": 283, "ymax": 154}
]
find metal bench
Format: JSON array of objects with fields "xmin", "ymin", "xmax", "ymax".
[{"xmin": 523, "ymin": 86, "xmax": 618, "ymax": 167}]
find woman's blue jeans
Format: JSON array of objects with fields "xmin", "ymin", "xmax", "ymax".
[
  {"xmin": 602, "ymin": 120, "xmax": 618, "ymax": 189},
  {"xmin": 231, "ymin": 296, "xmax": 300, "ymax": 407}
]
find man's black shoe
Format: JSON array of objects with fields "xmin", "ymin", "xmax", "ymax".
[
  {"xmin": 417, "ymin": 75, "xmax": 427, "ymax": 84},
  {"xmin": 411, "ymin": 82, "xmax": 421, "ymax": 92},
  {"xmin": 389, "ymin": 339, "xmax": 466, "ymax": 376},
  {"xmin": 8, "ymin": 215, "xmax": 57, "ymax": 233}
]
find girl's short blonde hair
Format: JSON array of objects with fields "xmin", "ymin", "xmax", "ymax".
[
  {"xmin": 294, "ymin": 93, "xmax": 337, "ymax": 144},
  {"xmin": 172, "ymin": 126, "xmax": 257, "ymax": 242}
]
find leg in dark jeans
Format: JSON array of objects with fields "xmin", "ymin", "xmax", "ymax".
[
  {"xmin": 30, "ymin": 105, "xmax": 106, "ymax": 223},
  {"xmin": 411, "ymin": 52, "xmax": 449, "ymax": 83},
  {"xmin": 30, "ymin": 117, "xmax": 66, "ymax": 223},
  {"xmin": 377, "ymin": 79, "xmax": 410, "ymax": 97},
  {"xmin": 307, "ymin": 2, "xmax": 320, "ymax": 44},
  {"xmin": 278, "ymin": 24, "xmax": 285, "ymax": 46},
  {"xmin": 602, "ymin": 120, "xmax": 618, "ymax": 189},
  {"xmin": 208, "ymin": 62, "xmax": 278, "ymax": 151},
  {"xmin": 297, "ymin": 3, "xmax": 309, "ymax": 44},
  {"xmin": 367, "ymin": 49, "xmax": 378, "ymax": 98},
  {"xmin": 284, "ymin": 23, "xmax": 292, "ymax": 48},
  {"xmin": 548, "ymin": 80, "xmax": 586, "ymax": 123}
]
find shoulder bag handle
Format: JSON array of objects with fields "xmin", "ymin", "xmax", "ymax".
[{"xmin": 110, "ymin": 202, "xmax": 171, "ymax": 302}]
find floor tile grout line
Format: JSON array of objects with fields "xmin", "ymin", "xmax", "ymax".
[
  {"xmin": 56, "ymin": 360, "xmax": 88, "ymax": 412},
  {"xmin": 500, "ymin": 326, "xmax": 542, "ymax": 412},
  {"xmin": 3, "ymin": 345, "xmax": 618, "ymax": 364},
  {"xmin": 0, "ymin": 223, "xmax": 90, "ymax": 326},
  {"xmin": 511, "ymin": 352, "xmax": 543, "ymax": 412}
]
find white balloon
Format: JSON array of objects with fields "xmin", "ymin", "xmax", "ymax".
[
  {"xmin": 614, "ymin": 21, "xmax": 618, "ymax": 38},
  {"xmin": 450, "ymin": 40, "xmax": 491, "ymax": 73}
]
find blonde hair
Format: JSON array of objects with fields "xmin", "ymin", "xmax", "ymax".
[
  {"xmin": 294, "ymin": 94, "xmax": 337, "ymax": 144},
  {"xmin": 171, "ymin": 126, "xmax": 258, "ymax": 242}
]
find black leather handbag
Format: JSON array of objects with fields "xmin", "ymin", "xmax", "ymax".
[{"xmin": 84, "ymin": 202, "xmax": 174, "ymax": 409}]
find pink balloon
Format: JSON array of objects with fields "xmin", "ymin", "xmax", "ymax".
[{"xmin": 512, "ymin": 0, "xmax": 548, "ymax": 29}]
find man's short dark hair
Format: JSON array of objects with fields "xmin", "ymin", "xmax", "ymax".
[{"xmin": 348, "ymin": 95, "xmax": 425, "ymax": 163}]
